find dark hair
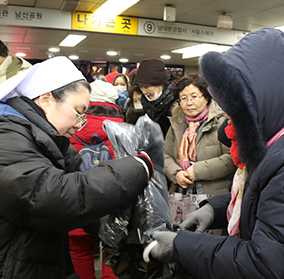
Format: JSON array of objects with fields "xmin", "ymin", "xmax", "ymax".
[
  {"xmin": 128, "ymin": 85, "xmax": 142, "ymax": 103},
  {"xmin": 51, "ymin": 80, "xmax": 91, "ymax": 102},
  {"xmin": 172, "ymin": 73, "xmax": 211, "ymax": 103},
  {"xmin": 112, "ymin": 73, "xmax": 130, "ymax": 88},
  {"xmin": 0, "ymin": 40, "xmax": 9, "ymax": 58}
]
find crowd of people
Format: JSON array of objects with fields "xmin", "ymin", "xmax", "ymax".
[{"xmin": 1, "ymin": 27, "xmax": 284, "ymax": 279}]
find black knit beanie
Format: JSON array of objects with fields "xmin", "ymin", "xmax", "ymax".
[{"xmin": 134, "ymin": 58, "xmax": 170, "ymax": 86}]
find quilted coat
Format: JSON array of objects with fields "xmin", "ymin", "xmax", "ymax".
[
  {"xmin": 174, "ymin": 28, "xmax": 284, "ymax": 279},
  {"xmin": 0, "ymin": 97, "xmax": 149, "ymax": 279}
]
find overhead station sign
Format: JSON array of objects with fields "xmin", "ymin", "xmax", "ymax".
[
  {"xmin": 0, "ymin": 5, "xmax": 71, "ymax": 29},
  {"xmin": 72, "ymin": 12, "xmax": 138, "ymax": 35},
  {"xmin": 138, "ymin": 18, "xmax": 248, "ymax": 45}
]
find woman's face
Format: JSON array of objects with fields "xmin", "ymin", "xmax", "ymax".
[
  {"xmin": 139, "ymin": 85, "xmax": 162, "ymax": 101},
  {"xmin": 39, "ymin": 87, "xmax": 90, "ymax": 138},
  {"xmin": 133, "ymin": 91, "xmax": 143, "ymax": 110},
  {"xmin": 114, "ymin": 77, "xmax": 127, "ymax": 87},
  {"xmin": 179, "ymin": 84, "xmax": 208, "ymax": 117}
]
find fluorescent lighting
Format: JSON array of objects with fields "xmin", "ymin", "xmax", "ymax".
[
  {"xmin": 15, "ymin": 52, "xmax": 26, "ymax": 57},
  {"xmin": 69, "ymin": 55, "xmax": 79, "ymax": 60},
  {"xmin": 48, "ymin": 47, "xmax": 60, "ymax": 52},
  {"xmin": 275, "ymin": 26, "xmax": 284, "ymax": 32},
  {"xmin": 172, "ymin": 43, "xmax": 215, "ymax": 54},
  {"xmin": 93, "ymin": 0, "xmax": 140, "ymax": 19},
  {"xmin": 119, "ymin": 58, "xmax": 129, "ymax": 63},
  {"xmin": 59, "ymin": 35, "xmax": 87, "ymax": 47},
  {"xmin": 160, "ymin": 55, "xmax": 171, "ymax": 60},
  {"xmin": 106, "ymin": 50, "xmax": 118, "ymax": 56},
  {"xmin": 171, "ymin": 43, "xmax": 231, "ymax": 59}
]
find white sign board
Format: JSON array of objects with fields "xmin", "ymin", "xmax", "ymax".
[
  {"xmin": 138, "ymin": 18, "xmax": 248, "ymax": 45},
  {"xmin": 0, "ymin": 6, "xmax": 71, "ymax": 29}
]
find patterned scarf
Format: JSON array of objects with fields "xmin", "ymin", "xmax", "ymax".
[
  {"xmin": 226, "ymin": 124, "xmax": 284, "ymax": 237},
  {"xmin": 177, "ymin": 105, "xmax": 209, "ymax": 170}
]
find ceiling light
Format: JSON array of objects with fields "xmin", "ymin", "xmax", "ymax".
[
  {"xmin": 275, "ymin": 26, "xmax": 284, "ymax": 32},
  {"xmin": 160, "ymin": 55, "xmax": 171, "ymax": 60},
  {"xmin": 69, "ymin": 55, "xmax": 79, "ymax": 60},
  {"xmin": 15, "ymin": 52, "xmax": 26, "ymax": 57},
  {"xmin": 93, "ymin": 0, "xmax": 140, "ymax": 19},
  {"xmin": 106, "ymin": 51, "xmax": 118, "ymax": 56},
  {"xmin": 119, "ymin": 58, "xmax": 129, "ymax": 63},
  {"xmin": 172, "ymin": 43, "xmax": 231, "ymax": 59},
  {"xmin": 48, "ymin": 47, "xmax": 60, "ymax": 52},
  {"xmin": 59, "ymin": 35, "xmax": 87, "ymax": 47}
]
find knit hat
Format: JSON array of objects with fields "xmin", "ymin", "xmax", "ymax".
[
  {"xmin": 134, "ymin": 58, "xmax": 170, "ymax": 86},
  {"xmin": 105, "ymin": 72, "xmax": 120, "ymax": 84},
  {"xmin": 89, "ymin": 80, "xmax": 118, "ymax": 104}
]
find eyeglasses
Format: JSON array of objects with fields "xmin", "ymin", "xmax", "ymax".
[
  {"xmin": 179, "ymin": 94, "xmax": 203, "ymax": 104},
  {"xmin": 63, "ymin": 102, "xmax": 88, "ymax": 131}
]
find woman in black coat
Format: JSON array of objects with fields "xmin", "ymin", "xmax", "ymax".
[
  {"xmin": 134, "ymin": 58, "xmax": 176, "ymax": 137},
  {"xmin": 149, "ymin": 28, "xmax": 284, "ymax": 278},
  {"xmin": 0, "ymin": 56, "xmax": 153, "ymax": 279}
]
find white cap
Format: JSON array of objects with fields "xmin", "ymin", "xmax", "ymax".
[
  {"xmin": 0, "ymin": 56, "xmax": 86, "ymax": 102},
  {"xmin": 89, "ymin": 80, "xmax": 118, "ymax": 104}
]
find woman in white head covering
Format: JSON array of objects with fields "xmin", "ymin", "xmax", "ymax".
[{"xmin": 0, "ymin": 56, "xmax": 153, "ymax": 279}]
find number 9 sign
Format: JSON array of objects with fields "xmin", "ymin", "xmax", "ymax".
[{"xmin": 144, "ymin": 21, "xmax": 155, "ymax": 34}]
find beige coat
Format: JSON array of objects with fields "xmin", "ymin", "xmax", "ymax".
[{"xmin": 164, "ymin": 100, "xmax": 236, "ymax": 196}]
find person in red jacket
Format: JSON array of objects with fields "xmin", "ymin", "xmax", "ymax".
[{"xmin": 69, "ymin": 80, "xmax": 124, "ymax": 279}]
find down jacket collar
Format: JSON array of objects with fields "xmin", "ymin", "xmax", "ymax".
[
  {"xmin": 1, "ymin": 97, "xmax": 74, "ymax": 170},
  {"xmin": 200, "ymin": 28, "xmax": 284, "ymax": 170}
]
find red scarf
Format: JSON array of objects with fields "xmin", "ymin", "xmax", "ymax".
[
  {"xmin": 177, "ymin": 105, "xmax": 210, "ymax": 170},
  {"xmin": 226, "ymin": 124, "xmax": 284, "ymax": 237}
]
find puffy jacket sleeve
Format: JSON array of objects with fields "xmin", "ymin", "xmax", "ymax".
[
  {"xmin": 193, "ymin": 143, "xmax": 235, "ymax": 181},
  {"xmin": 174, "ymin": 172, "xmax": 284, "ymax": 279},
  {"xmin": 0, "ymin": 126, "xmax": 149, "ymax": 232},
  {"xmin": 164, "ymin": 126, "xmax": 183, "ymax": 184}
]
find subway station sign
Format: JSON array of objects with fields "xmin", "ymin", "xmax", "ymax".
[
  {"xmin": 72, "ymin": 12, "xmax": 138, "ymax": 35},
  {"xmin": 0, "ymin": 5, "xmax": 71, "ymax": 29},
  {"xmin": 138, "ymin": 18, "xmax": 248, "ymax": 45}
]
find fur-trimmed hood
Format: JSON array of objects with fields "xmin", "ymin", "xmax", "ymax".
[{"xmin": 200, "ymin": 28, "xmax": 284, "ymax": 170}]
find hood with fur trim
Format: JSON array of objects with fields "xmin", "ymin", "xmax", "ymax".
[{"xmin": 200, "ymin": 28, "xmax": 284, "ymax": 170}]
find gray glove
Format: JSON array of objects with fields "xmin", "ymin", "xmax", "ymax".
[
  {"xmin": 150, "ymin": 231, "xmax": 177, "ymax": 263},
  {"xmin": 179, "ymin": 203, "xmax": 214, "ymax": 233}
]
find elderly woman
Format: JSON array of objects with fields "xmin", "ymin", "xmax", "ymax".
[
  {"xmin": 0, "ymin": 56, "xmax": 153, "ymax": 279},
  {"xmin": 164, "ymin": 72, "xmax": 236, "ymax": 197}
]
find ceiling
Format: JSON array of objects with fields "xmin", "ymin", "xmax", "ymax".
[{"xmin": 1, "ymin": 0, "xmax": 284, "ymax": 67}]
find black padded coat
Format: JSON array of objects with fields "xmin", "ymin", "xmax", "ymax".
[
  {"xmin": 0, "ymin": 97, "xmax": 149, "ymax": 279},
  {"xmin": 174, "ymin": 28, "xmax": 284, "ymax": 278}
]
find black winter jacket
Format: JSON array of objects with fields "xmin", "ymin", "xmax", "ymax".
[
  {"xmin": 0, "ymin": 97, "xmax": 149, "ymax": 279},
  {"xmin": 174, "ymin": 28, "xmax": 284, "ymax": 278},
  {"xmin": 141, "ymin": 82, "xmax": 176, "ymax": 137}
]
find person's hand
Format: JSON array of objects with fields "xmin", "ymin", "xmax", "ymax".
[
  {"xmin": 149, "ymin": 231, "xmax": 177, "ymax": 263},
  {"xmin": 179, "ymin": 203, "xmax": 214, "ymax": 233},
  {"xmin": 185, "ymin": 165, "xmax": 196, "ymax": 182},
  {"xmin": 176, "ymin": 170, "xmax": 194, "ymax": 188}
]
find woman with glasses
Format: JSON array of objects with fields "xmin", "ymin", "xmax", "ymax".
[
  {"xmin": 164, "ymin": 73, "xmax": 236, "ymax": 202},
  {"xmin": 0, "ymin": 56, "xmax": 153, "ymax": 279}
]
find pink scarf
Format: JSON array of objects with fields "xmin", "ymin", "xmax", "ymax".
[
  {"xmin": 177, "ymin": 105, "xmax": 210, "ymax": 170},
  {"xmin": 227, "ymin": 126, "xmax": 284, "ymax": 237}
]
